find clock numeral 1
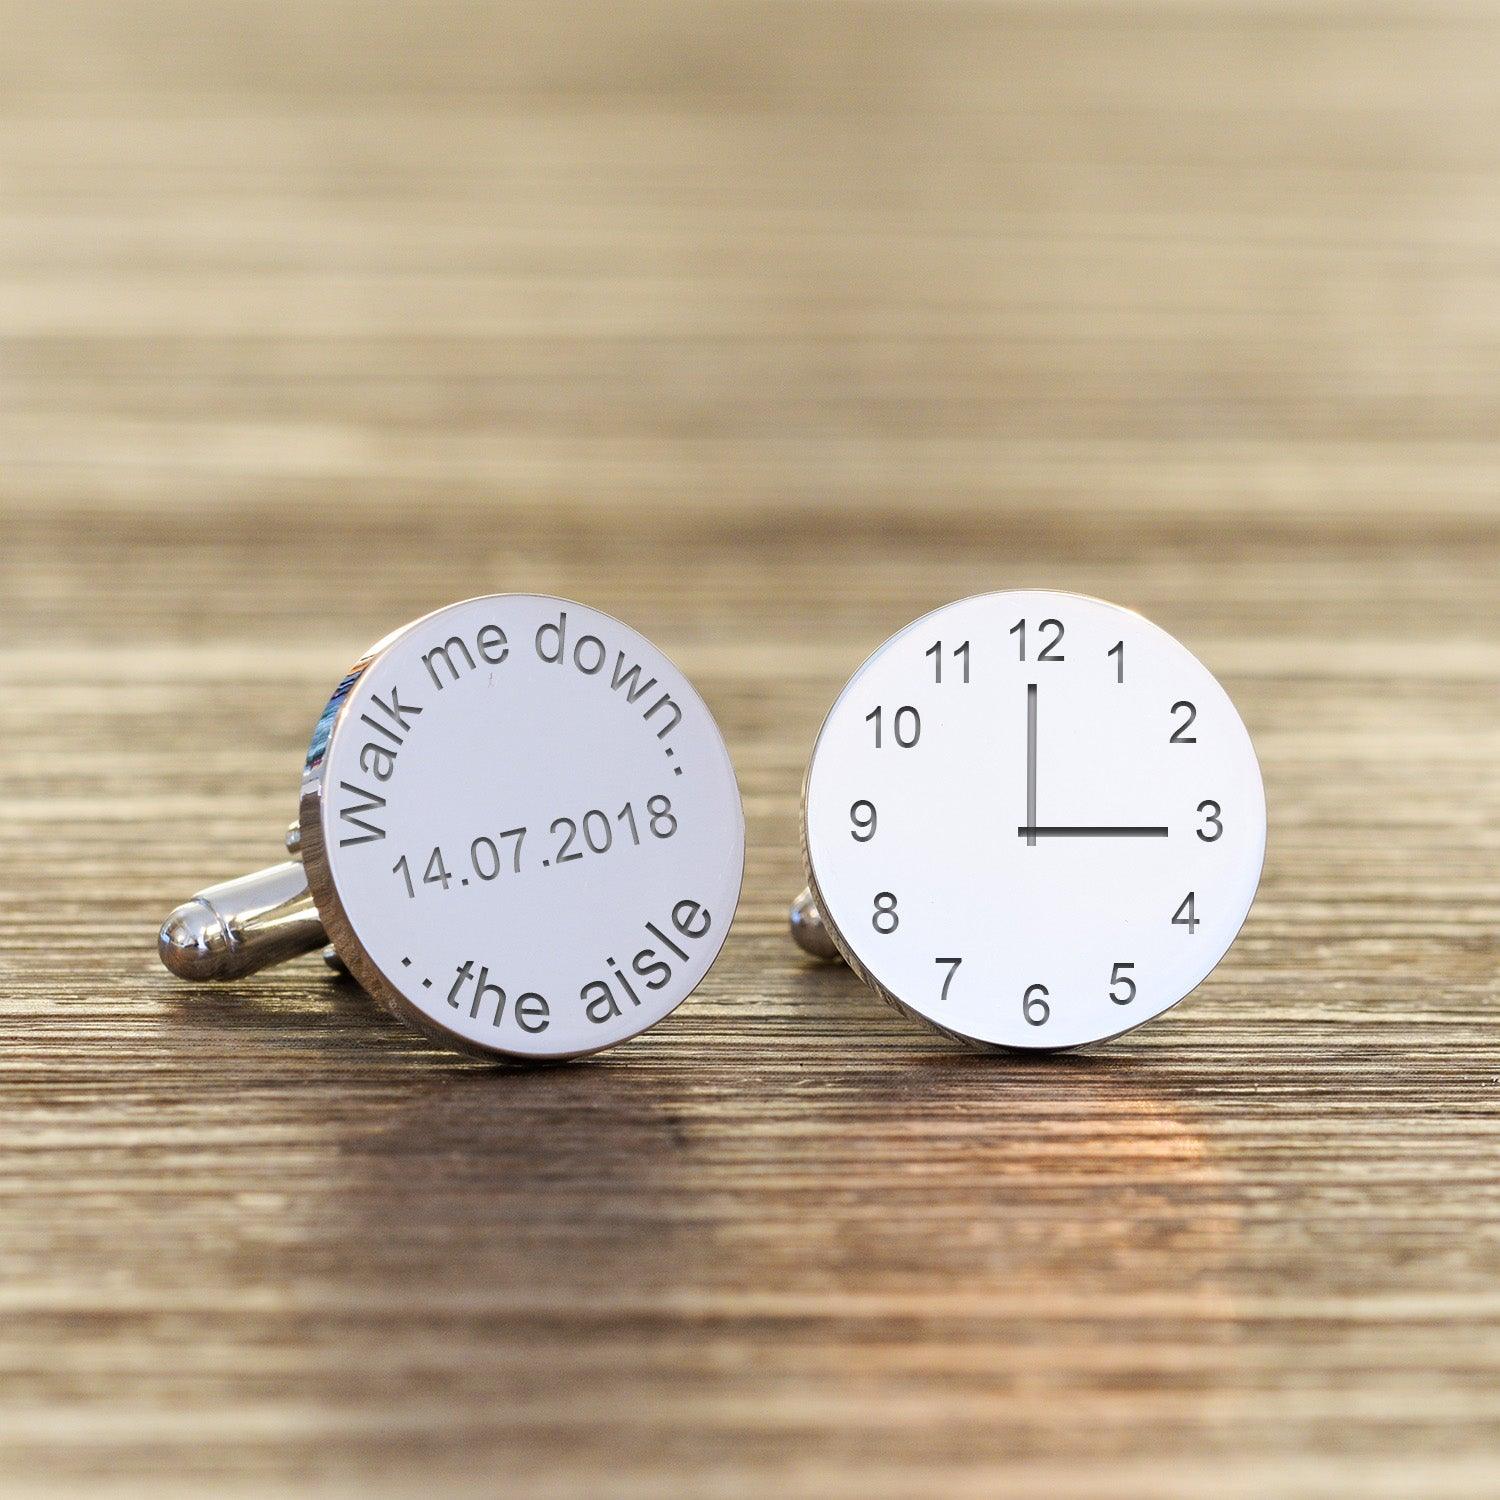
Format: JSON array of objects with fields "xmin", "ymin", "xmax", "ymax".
[
  {"xmin": 936, "ymin": 956, "xmax": 962, "ymax": 1001},
  {"xmin": 1172, "ymin": 892, "xmax": 1199, "ymax": 934},
  {"xmin": 866, "ymin": 704, "xmax": 921, "ymax": 749},
  {"xmin": 1022, "ymin": 983, "xmax": 1050, "ymax": 1026},
  {"xmin": 1109, "ymin": 961, "xmax": 1137, "ymax": 1005},
  {"xmin": 925, "ymin": 639, "xmax": 970, "ymax": 684},
  {"xmin": 1107, "ymin": 639, "xmax": 1124, "ymax": 683}
]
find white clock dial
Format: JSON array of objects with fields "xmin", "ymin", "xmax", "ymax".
[
  {"xmin": 299, "ymin": 595, "xmax": 744, "ymax": 1061},
  {"xmin": 803, "ymin": 591, "xmax": 1265, "ymax": 1050}
]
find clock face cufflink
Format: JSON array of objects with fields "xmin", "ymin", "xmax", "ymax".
[
  {"xmin": 790, "ymin": 590, "xmax": 1266, "ymax": 1051},
  {"xmin": 160, "ymin": 594, "xmax": 745, "ymax": 1062}
]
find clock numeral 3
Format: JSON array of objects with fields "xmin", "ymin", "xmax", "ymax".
[
  {"xmin": 872, "ymin": 891, "xmax": 900, "ymax": 933},
  {"xmin": 1010, "ymin": 618, "xmax": 1065, "ymax": 662},
  {"xmin": 1196, "ymin": 800, "xmax": 1223, "ymax": 841},
  {"xmin": 866, "ymin": 704, "xmax": 921, "ymax": 749},
  {"xmin": 1022, "ymin": 983, "xmax": 1051, "ymax": 1026},
  {"xmin": 1109, "ymin": 962, "xmax": 1137, "ymax": 1005},
  {"xmin": 1172, "ymin": 892, "xmax": 1199, "ymax": 933}
]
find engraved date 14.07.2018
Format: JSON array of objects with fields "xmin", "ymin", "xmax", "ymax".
[{"xmin": 390, "ymin": 794, "xmax": 679, "ymax": 897}]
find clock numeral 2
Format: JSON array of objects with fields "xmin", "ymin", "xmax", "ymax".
[
  {"xmin": 1172, "ymin": 892, "xmax": 1199, "ymax": 934},
  {"xmin": 866, "ymin": 704, "xmax": 921, "ymax": 749},
  {"xmin": 1010, "ymin": 618, "xmax": 1065, "ymax": 662},
  {"xmin": 1170, "ymin": 700, "xmax": 1198, "ymax": 743}
]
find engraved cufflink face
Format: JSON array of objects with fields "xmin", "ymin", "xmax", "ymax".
[
  {"xmin": 165, "ymin": 595, "xmax": 744, "ymax": 1062},
  {"xmin": 793, "ymin": 590, "xmax": 1266, "ymax": 1050}
]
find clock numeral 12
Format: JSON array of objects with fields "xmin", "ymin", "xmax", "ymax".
[{"xmin": 1010, "ymin": 618, "xmax": 1065, "ymax": 662}]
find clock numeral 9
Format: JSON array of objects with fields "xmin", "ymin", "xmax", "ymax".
[
  {"xmin": 1109, "ymin": 962, "xmax": 1137, "ymax": 1005},
  {"xmin": 866, "ymin": 704, "xmax": 921, "ymax": 749},
  {"xmin": 925, "ymin": 639, "xmax": 970, "ymax": 684},
  {"xmin": 849, "ymin": 800, "xmax": 877, "ymax": 842},
  {"xmin": 872, "ymin": 891, "xmax": 899, "ymax": 933},
  {"xmin": 1196, "ymin": 800, "xmax": 1223, "ymax": 841},
  {"xmin": 1022, "ymin": 983, "xmax": 1050, "ymax": 1026},
  {"xmin": 1010, "ymin": 618, "xmax": 1065, "ymax": 662},
  {"xmin": 1170, "ymin": 700, "xmax": 1197, "ymax": 743},
  {"xmin": 1172, "ymin": 892, "xmax": 1199, "ymax": 933}
]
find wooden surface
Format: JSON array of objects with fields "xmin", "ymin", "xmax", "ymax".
[{"xmin": 2, "ymin": 2, "xmax": 1499, "ymax": 1495}]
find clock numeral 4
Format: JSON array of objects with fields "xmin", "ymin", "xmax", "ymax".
[
  {"xmin": 1022, "ymin": 983, "xmax": 1051, "ymax": 1026},
  {"xmin": 1172, "ymin": 892, "xmax": 1199, "ymax": 934},
  {"xmin": 1010, "ymin": 618, "xmax": 1065, "ymax": 662},
  {"xmin": 866, "ymin": 704, "xmax": 921, "ymax": 749},
  {"xmin": 1109, "ymin": 961, "xmax": 1137, "ymax": 1005},
  {"xmin": 925, "ymin": 639, "xmax": 970, "ymax": 684},
  {"xmin": 1196, "ymin": 800, "xmax": 1223, "ymax": 842}
]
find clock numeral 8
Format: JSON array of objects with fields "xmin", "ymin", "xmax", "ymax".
[
  {"xmin": 872, "ymin": 891, "xmax": 899, "ymax": 933},
  {"xmin": 1022, "ymin": 983, "xmax": 1050, "ymax": 1026}
]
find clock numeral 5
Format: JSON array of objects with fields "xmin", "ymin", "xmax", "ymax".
[
  {"xmin": 1109, "ymin": 962, "xmax": 1137, "ymax": 1005},
  {"xmin": 1172, "ymin": 892, "xmax": 1199, "ymax": 933},
  {"xmin": 1010, "ymin": 618, "xmax": 1065, "ymax": 662},
  {"xmin": 1022, "ymin": 983, "xmax": 1050, "ymax": 1026},
  {"xmin": 866, "ymin": 704, "xmax": 921, "ymax": 749}
]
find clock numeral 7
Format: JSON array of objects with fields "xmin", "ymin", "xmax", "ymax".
[
  {"xmin": 1172, "ymin": 892, "xmax": 1199, "ymax": 934},
  {"xmin": 1009, "ymin": 618, "xmax": 1065, "ymax": 662},
  {"xmin": 935, "ymin": 956, "xmax": 962, "ymax": 1001},
  {"xmin": 925, "ymin": 639, "xmax": 970, "ymax": 684}
]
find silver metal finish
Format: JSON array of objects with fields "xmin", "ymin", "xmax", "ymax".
[
  {"xmin": 158, "ymin": 861, "xmax": 325, "ymax": 981},
  {"xmin": 789, "ymin": 886, "xmax": 841, "ymax": 961},
  {"xmin": 158, "ymin": 593, "xmax": 745, "ymax": 1063}
]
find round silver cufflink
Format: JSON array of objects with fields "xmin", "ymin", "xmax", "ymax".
[
  {"xmin": 790, "ymin": 590, "xmax": 1266, "ymax": 1050},
  {"xmin": 161, "ymin": 594, "xmax": 745, "ymax": 1061}
]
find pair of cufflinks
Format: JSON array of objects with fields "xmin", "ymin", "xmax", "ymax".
[{"xmin": 160, "ymin": 591, "xmax": 1266, "ymax": 1061}]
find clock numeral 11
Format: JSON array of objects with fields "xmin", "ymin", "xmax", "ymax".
[{"xmin": 925, "ymin": 639, "xmax": 970, "ymax": 684}]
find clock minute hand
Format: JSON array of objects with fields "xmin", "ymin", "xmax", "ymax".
[
  {"xmin": 1017, "ymin": 824, "xmax": 1170, "ymax": 838},
  {"xmin": 1025, "ymin": 682, "xmax": 1038, "ymax": 848}
]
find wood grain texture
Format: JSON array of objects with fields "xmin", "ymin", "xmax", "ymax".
[{"xmin": 2, "ymin": 1, "xmax": 1498, "ymax": 1495}]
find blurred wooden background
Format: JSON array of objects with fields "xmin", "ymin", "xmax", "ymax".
[{"xmin": 2, "ymin": 1, "xmax": 1498, "ymax": 1495}]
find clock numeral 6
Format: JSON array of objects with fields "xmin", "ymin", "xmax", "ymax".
[
  {"xmin": 850, "ymin": 799, "xmax": 877, "ymax": 842},
  {"xmin": 866, "ymin": 704, "xmax": 921, "ymax": 749},
  {"xmin": 1109, "ymin": 962, "xmax": 1137, "ymax": 1005},
  {"xmin": 1196, "ymin": 799, "xmax": 1223, "ymax": 841},
  {"xmin": 872, "ymin": 891, "xmax": 900, "ymax": 933},
  {"xmin": 1172, "ymin": 892, "xmax": 1199, "ymax": 934},
  {"xmin": 1010, "ymin": 618, "xmax": 1065, "ymax": 662},
  {"xmin": 1022, "ymin": 983, "xmax": 1050, "ymax": 1026}
]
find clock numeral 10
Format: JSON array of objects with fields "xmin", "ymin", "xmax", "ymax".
[
  {"xmin": 925, "ymin": 639, "xmax": 970, "ymax": 684},
  {"xmin": 1172, "ymin": 892, "xmax": 1199, "ymax": 933},
  {"xmin": 866, "ymin": 704, "xmax": 921, "ymax": 749}
]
